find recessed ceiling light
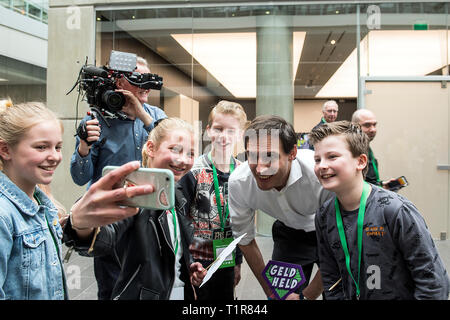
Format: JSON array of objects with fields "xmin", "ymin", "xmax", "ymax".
[
  {"xmin": 171, "ymin": 32, "xmax": 306, "ymax": 98},
  {"xmin": 330, "ymin": 39, "xmax": 336, "ymax": 45}
]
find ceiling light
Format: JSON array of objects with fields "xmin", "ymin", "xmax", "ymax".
[
  {"xmin": 171, "ymin": 32, "xmax": 305, "ymax": 98},
  {"xmin": 330, "ymin": 39, "xmax": 336, "ymax": 45},
  {"xmin": 317, "ymin": 30, "xmax": 450, "ymax": 98}
]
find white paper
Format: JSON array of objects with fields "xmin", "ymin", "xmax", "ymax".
[{"xmin": 199, "ymin": 233, "xmax": 246, "ymax": 288}]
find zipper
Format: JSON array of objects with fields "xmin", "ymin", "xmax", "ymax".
[
  {"xmin": 63, "ymin": 247, "xmax": 74, "ymax": 263},
  {"xmin": 158, "ymin": 214, "xmax": 176, "ymax": 300},
  {"xmin": 149, "ymin": 218, "xmax": 162, "ymax": 256},
  {"xmin": 159, "ymin": 214, "xmax": 175, "ymax": 255},
  {"xmin": 113, "ymin": 264, "xmax": 141, "ymax": 300}
]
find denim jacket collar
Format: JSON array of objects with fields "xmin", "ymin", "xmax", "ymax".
[{"xmin": 0, "ymin": 171, "xmax": 57, "ymax": 217}]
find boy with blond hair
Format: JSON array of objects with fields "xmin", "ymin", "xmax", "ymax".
[
  {"xmin": 309, "ymin": 120, "xmax": 449, "ymax": 300},
  {"xmin": 179, "ymin": 100, "xmax": 247, "ymax": 300}
]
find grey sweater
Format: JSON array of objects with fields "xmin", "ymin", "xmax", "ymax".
[{"xmin": 315, "ymin": 185, "xmax": 449, "ymax": 300}]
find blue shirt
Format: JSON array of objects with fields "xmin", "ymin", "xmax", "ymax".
[
  {"xmin": 70, "ymin": 103, "xmax": 167, "ymax": 187},
  {"xmin": 0, "ymin": 171, "xmax": 66, "ymax": 300}
]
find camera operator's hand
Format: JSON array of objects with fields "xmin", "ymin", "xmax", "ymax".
[
  {"xmin": 116, "ymin": 89, "xmax": 153, "ymax": 127},
  {"xmin": 78, "ymin": 118, "xmax": 101, "ymax": 157}
]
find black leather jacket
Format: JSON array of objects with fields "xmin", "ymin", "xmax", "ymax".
[{"xmin": 64, "ymin": 187, "xmax": 195, "ymax": 300}]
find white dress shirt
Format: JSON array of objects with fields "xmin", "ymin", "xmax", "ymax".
[{"xmin": 228, "ymin": 149, "xmax": 333, "ymax": 245}]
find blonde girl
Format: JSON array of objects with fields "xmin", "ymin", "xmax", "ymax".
[
  {"xmin": 0, "ymin": 100, "xmax": 66, "ymax": 299},
  {"xmin": 65, "ymin": 118, "xmax": 206, "ymax": 300},
  {"xmin": 179, "ymin": 100, "xmax": 248, "ymax": 300}
]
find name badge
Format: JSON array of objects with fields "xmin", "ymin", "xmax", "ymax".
[{"xmin": 212, "ymin": 227, "xmax": 235, "ymax": 269}]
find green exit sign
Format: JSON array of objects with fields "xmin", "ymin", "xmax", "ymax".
[{"xmin": 414, "ymin": 22, "xmax": 428, "ymax": 30}]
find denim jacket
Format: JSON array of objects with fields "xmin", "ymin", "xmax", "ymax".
[{"xmin": 0, "ymin": 171, "xmax": 67, "ymax": 300}]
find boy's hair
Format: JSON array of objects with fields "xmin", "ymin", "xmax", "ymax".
[
  {"xmin": 142, "ymin": 117, "xmax": 194, "ymax": 167},
  {"xmin": 244, "ymin": 115, "xmax": 297, "ymax": 155},
  {"xmin": 0, "ymin": 100, "xmax": 63, "ymax": 168},
  {"xmin": 309, "ymin": 120, "xmax": 370, "ymax": 175},
  {"xmin": 208, "ymin": 100, "xmax": 248, "ymax": 129}
]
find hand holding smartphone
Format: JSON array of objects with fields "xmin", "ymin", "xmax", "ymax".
[
  {"xmin": 386, "ymin": 176, "xmax": 408, "ymax": 191},
  {"xmin": 102, "ymin": 166, "xmax": 175, "ymax": 210}
]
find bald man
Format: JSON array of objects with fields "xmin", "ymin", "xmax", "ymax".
[{"xmin": 352, "ymin": 109, "xmax": 394, "ymax": 188}]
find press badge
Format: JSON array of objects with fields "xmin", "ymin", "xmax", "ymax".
[{"xmin": 212, "ymin": 226, "xmax": 235, "ymax": 269}]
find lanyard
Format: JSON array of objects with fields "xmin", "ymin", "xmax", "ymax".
[
  {"xmin": 169, "ymin": 208, "xmax": 179, "ymax": 255},
  {"xmin": 208, "ymin": 152, "xmax": 235, "ymax": 231},
  {"xmin": 334, "ymin": 181, "xmax": 370, "ymax": 300},
  {"xmin": 369, "ymin": 148, "xmax": 380, "ymax": 183}
]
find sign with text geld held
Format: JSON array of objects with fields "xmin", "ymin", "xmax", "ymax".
[{"xmin": 262, "ymin": 260, "xmax": 306, "ymax": 300}]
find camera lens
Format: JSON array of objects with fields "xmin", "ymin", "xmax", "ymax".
[{"xmin": 102, "ymin": 90, "xmax": 125, "ymax": 112}]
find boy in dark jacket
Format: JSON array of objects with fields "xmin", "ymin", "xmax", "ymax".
[{"xmin": 309, "ymin": 121, "xmax": 449, "ymax": 300}]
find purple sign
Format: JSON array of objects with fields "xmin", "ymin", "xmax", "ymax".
[{"xmin": 262, "ymin": 260, "xmax": 306, "ymax": 300}]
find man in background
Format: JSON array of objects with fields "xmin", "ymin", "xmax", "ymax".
[{"xmin": 309, "ymin": 100, "xmax": 339, "ymax": 150}]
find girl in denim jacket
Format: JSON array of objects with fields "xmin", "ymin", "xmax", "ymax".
[{"xmin": 0, "ymin": 100, "xmax": 66, "ymax": 299}]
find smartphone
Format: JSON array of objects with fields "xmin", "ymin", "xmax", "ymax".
[
  {"xmin": 102, "ymin": 166, "xmax": 175, "ymax": 210},
  {"xmin": 387, "ymin": 176, "xmax": 408, "ymax": 191}
]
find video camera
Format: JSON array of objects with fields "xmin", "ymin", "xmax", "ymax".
[
  {"xmin": 68, "ymin": 50, "xmax": 163, "ymax": 122},
  {"xmin": 67, "ymin": 50, "xmax": 163, "ymax": 145}
]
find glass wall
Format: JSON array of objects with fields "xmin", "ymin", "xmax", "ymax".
[
  {"xmin": 95, "ymin": 2, "xmax": 448, "ymax": 130},
  {"xmin": 95, "ymin": 1, "xmax": 450, "ymax": 239}
]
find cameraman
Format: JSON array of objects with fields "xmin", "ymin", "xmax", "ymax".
[{"xmin": 69, "ymin": 56, "xmax": 167, "ymax": 300}]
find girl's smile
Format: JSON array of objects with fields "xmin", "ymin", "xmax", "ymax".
[{"xmin": 1, "ymin": 120, "xmax": 63, "ymax": 198}]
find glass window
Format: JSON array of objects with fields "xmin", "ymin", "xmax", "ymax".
[
  {"xmin": 361, "ymin": 2, "xmax": 449, "ymax": 79},
  {"xmin": 13, "ymin": 0, "xmax": 26, "ymax": 14},
  {"xmin": 28, "ymin": 3, "xmax": 41, "ymax": 20},
  {"xmin": 94, "ymin": 1, "xmax": 448, "ymax": 140}
]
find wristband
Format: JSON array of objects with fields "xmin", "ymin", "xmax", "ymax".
[{"xmin": 69, "ymin": 210, "xmax": 91, "ymax": 231}]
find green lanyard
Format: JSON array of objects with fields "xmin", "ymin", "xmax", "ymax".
[
  {"xmin": 369, "ymin": 148, "xmax": 380, "ymax": 183},
  {"xmin": 208, "ymin": 152, "xmax": 235, "ymax": 231},
  {"xmin": 169, "ymin": 208, "xmax": 179, "ymax": 255},
  {"xmin": 334, "ymin": 181, "xmax": 370, "ymax": 300}
]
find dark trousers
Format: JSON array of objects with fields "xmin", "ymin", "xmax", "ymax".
[
  {"xmin": 94, "ymin": 254, "xmax": 121, "ymax": 300},
  {"xmin": 195, "ymin": 259, "xmax": 235, "ymax": 300},
  {"xmin": 271, "ymin": 220, "xmax": 320, "ymax": 297}
]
